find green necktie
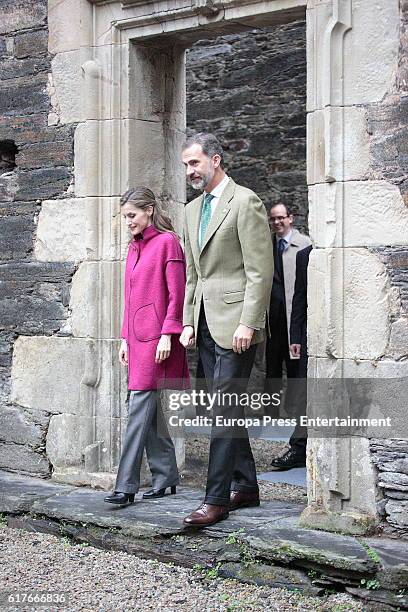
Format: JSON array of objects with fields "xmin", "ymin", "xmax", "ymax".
[{"xmin": 199, "ymin": 193, "xmax": 215, "ymax": 248}]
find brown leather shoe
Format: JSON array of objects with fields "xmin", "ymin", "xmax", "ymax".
[
  {"xmin": 229, "ymin": 490, "xmax": 260, "ymax": 511},
  {"xmin": 183, "ymin": 503, "xmax": 229, "ymax": 527}
]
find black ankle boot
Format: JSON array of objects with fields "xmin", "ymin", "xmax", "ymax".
[
  {"xmin": 104, "ymin": 491, "xmax": 135, "ymax": 505},
  {"xmin": 142, "ymin": 485, "xmax": 177, "ymax": 499},
  {"xmin": 270, "ymin": 449, "xmax": 306, "ymax": 471}
]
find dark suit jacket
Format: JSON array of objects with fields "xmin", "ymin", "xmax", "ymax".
[{"xmin": 290, "ymin": 245, "xmax": 312, "ymax": 376}]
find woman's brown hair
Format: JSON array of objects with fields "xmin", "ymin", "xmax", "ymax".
[{"xmin": 120, "ymin": 187, "xmax": 176, "ymax": 235}]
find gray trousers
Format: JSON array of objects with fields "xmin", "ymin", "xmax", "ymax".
[
  {"xmin": 115, "ymin": 390, "xmax": 179, "ymax": 494},
  {"xmin": 198, "ymin": 309, "xmax": 258, "ymax": 506}
]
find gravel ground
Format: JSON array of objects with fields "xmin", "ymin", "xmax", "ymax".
[
  {"xmin": 183, "ymin": 436, "xmax": 307, "ymax": 505},
  {"xmin": 0, "ymin": 524, "xmax": 365, "ymax": 612}
]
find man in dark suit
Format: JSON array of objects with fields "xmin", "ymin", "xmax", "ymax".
[
  {"xmin": 290, "ymin": 245, "xmax": 312, "ymax": 378},
  {"xmin": 265, "ymin": 204, "xmax": 310, "ymax": 470},
  {"xmin": 270, "ymin": 244, "xmax": 312, "ymax": 469}
]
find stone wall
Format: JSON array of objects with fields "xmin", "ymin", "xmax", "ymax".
[
  {"xmin": 186, "ymin": 20, "xmax": 308, "ymax": 230},
  {"xmin": 364, "ymin": 1, "xmax": 408, "ymax": 537},
  {"xmin": 0, "ymin": 11, "xmax": 307, "ymax": 478},
  {"xmin": 371, "ymin": 440, "xmax": 408, "ymax": 537},
  {"xmin": 0, "ymin": 0, "xmax": 75, "ymax": 476},
  {"xmin": 0, "ymin": 0, "xmax": 406, "ymax": 540},
  {"xmin": 302, "ymin": 0, "xmax": 408, "ymax": 538}
]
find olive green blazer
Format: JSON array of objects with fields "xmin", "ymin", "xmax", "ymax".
[{"xmin": 182, "ymin": 178, "xmax": 274, "ymax": 349}]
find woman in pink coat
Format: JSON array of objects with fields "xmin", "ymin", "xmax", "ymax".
[{"xmin": 105, "ymin": 187, "xmax": 190, "ymax": 507}]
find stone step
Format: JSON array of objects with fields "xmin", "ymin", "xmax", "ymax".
[{"xmin": 0, "ymin": 470, "xmax": 407, "ymax": 609}]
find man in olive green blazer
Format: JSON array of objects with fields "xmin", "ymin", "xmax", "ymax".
[{"xmin": 180, "ymin": 133, "xmax": 273, "ymax": 527}]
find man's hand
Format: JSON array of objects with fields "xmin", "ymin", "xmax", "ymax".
[
  {"xmin": 180, "ymin": 326, "xmax": 195, "ymax": 348},
  {"xmin": 155, "ymin": 334, "xmax": 171, "ymax": 364},
  {"xmin": 119, "ymin": 339, "xmax": 128, "ymax": 366},
  {"xmin": 232, "ymin": 324, "xmax": 254, "ymax": 354},
  {"xmin": 290, "ymin": 343, "xmax": 301, "ymax": 359}
]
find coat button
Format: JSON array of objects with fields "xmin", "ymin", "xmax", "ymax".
[{"xmin": 202, "ymin": 278, "xmax": 206, "ymax": 282}]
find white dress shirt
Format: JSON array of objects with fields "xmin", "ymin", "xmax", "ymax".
[{"xmin": 279, "ymin": 229, "xmax": 293, "ymax": 250}]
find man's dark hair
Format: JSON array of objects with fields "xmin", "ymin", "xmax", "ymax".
[
  {"xmin": 270, "ymin": 202, "xmax": 294, "ymax": 217},
  {"xmin": 183, "ymin": 132, "xmax": 224, "ymax": 168}
]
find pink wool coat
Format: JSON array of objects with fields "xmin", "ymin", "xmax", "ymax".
[{"xmin": 121, "ymin": 225, "xmax": 190, "ymax": 390}]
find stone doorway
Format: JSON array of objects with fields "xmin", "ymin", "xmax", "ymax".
[
  {"xmin": 42, "ymin": 0, "xmax": 310, "ymax": 491},
  {"xmin": 8, "ymin": 0, "xmax": 404, "ymax": 537}
]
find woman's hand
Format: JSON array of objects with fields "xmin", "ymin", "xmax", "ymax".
[
  {"xmin": 119, "ymin": 339, "xmax": 128, "ymax": 366},
  {"xmin": 155, "ymin": 334, "xmax": 171, "ymax": 364}
]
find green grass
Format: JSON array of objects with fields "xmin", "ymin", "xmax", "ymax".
[
  {"xmin": 359, "ymin": 541, "xmax": 381, "ymax": 564},
  {"xmin": 360, "ymin": 578, "xmax": 380, "ymax": 590},
  {"xmin": 193, "ymin": 561, "xmax": 222, "ymax": 579},
  {"xmin": 225, "ymin": 528, "xmax": 246, "ymax": 545}
]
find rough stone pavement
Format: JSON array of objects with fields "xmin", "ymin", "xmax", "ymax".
[{"xmin": 0, "ymin": 471, "xmax": 407, "ymax": 610}]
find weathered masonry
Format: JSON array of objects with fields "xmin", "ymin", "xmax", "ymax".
[
  {"xmin": 185, "ymin": 21, "xmax": 308, "ymax": 228},
  {"xmin": 0, "ymin": 0, "xmax": 407, "ymax": 538}
]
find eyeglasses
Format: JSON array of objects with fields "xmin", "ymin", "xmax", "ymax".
[{"xmin": 270, "ymin": 215, "xmax": 289, "ymax": 223}]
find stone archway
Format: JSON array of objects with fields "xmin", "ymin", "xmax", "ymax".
[{"xmin": 11, "ymin": 0, "xmax": 405, "ymax": 536}]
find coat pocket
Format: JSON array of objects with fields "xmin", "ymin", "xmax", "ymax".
[
  {"xmin": 133, "ymin": 303, "xmax": 162, "ymax": 341},
  {"xmin": 223, "ymin": 291, "xmax": 245, "ymax": 304}
]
